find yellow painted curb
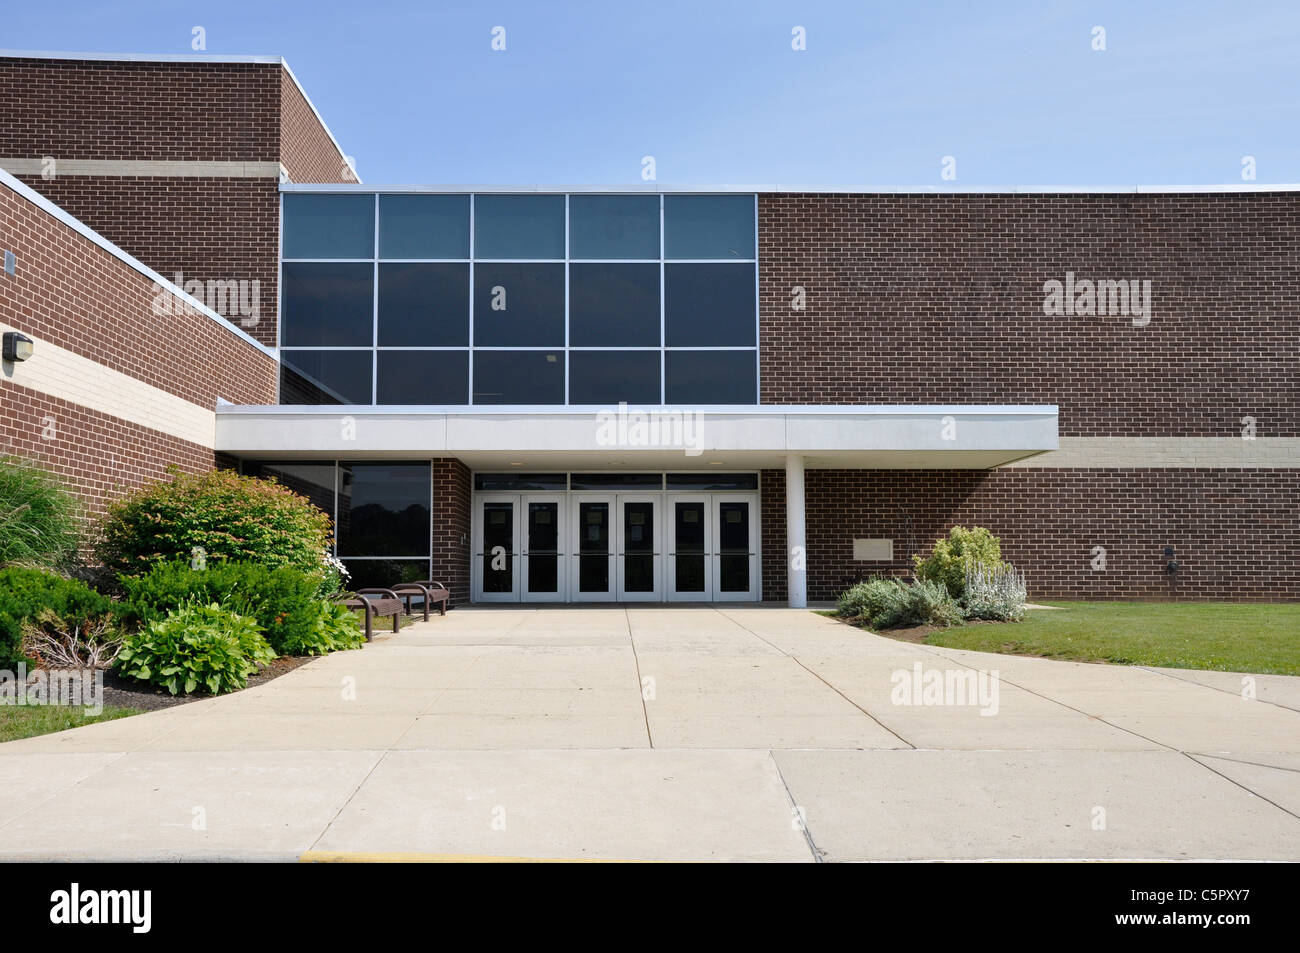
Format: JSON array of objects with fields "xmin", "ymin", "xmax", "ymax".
[{"xmin": 300, "ymin": 850, "xmax": 645, "ymax": 864}]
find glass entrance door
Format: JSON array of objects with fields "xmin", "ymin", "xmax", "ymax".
[
  {"xmin": 667, "ymin": 495, "xmax": 711, "ymax": 601},
  {"xmin": 616, "ymin": 495, "xmax": 661, "ymax": 601},
  {"xmin": 572, "ymin": 495, "xmax": 615, "ymax": 601},
  {"xmin": 474, "ymin": 494, "xmax": 518, "ymax": 602},
  {"xmin": 712, "ymin": 495, "xmax": 757, "ymax": 601},
  {"xmin": 522, "ymin": 495, "xmax": 564, "ymax": 601}
]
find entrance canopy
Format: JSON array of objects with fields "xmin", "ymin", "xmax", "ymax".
[{"xmin": 215, "ymin": 405, "xmax": 1058, "ymax": 469}]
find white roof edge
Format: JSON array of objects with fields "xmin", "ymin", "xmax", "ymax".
[
  {"xmin": 280, "ymin": 182, "xmax": 1300, "ymax": 195},
  {"xmin": 0, "ymin": 50, "xmax": 359, "ymax": 184},
  {"xmin": 214, "ymin": 404, "xmax": 1059, "ymax": 416},
  {"xmin": 0, "ymin": 165, "xmax": 277, "ymax": 360}
]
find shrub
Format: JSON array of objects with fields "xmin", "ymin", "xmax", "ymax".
[
  {"xmin": 96, "ymin": 468, "xmax": 333, "ymax": 577},
  {"xmin": 913, "ymin": 525, "xmax": 1007, "ymax": 599},
  {"xmin": 115, "ymin": 602, "xmax": 274, "ymax": 695},
  {"xmin": 118, "ymin": 559, "xmax": 323, "ymax": 656},
  {"xmin": 837, "ymin": 578, "xmax": 902, "ymax": 620},
  {"xmin": 964, "ymin": 563, "xmax": 1028, "ymax": 622},
  {"xmin": 0, "ymin": 456, "xmax": 79, "ymax": 569},
  {"xmin": 837, "ymin": 577, "xmax": 964, "ymax": 629},
  {"xmin": 282, "ymin": 601, "xmax": 366, "ymax": 656},
  {"xmin": 0, "ymin": 567, "xmax": 117, "ymax": 670}
]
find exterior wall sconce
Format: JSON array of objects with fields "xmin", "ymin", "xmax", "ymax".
[
  {"xmin": 2, "ymin": 331, "xmax": 34, "ymax": 362},
  {"xmin": 1163, "ymin": 546, "xmax": 1181, "ymax": 574}
]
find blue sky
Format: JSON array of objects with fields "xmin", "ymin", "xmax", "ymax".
[{"xmin": 5, "ymin": 0, "xmax": 1298, "ymax": 186}]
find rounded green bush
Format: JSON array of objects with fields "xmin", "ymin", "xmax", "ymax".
[
  {"xmin": 912, "ymin": 525, "xmax": 1007, "ymax": 599},
  {"xmin": 0, "ymin": 455, "xmax": 79, "ymax": 569},
  {"xmin": 115, "ymin": 602, "xmax": 274, "ymax": 695},
  {"xmin": 96, "ymin": 468, "xmax": 333, "ymax": 578}
]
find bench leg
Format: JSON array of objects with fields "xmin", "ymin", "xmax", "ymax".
[
  {"xmin": 392, "ymin": 612, "xmax": 400, "ymax": 634},
  {"xmin": 363, "ymin": 602, "xmax": 374, "ymax": 642}
]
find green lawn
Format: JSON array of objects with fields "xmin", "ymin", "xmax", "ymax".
[
  {"xmin": 0, "ymin": 705, "xmax": 145, "ymax": 744},
  {"xmin": 923, "ymin": 602, "xmax": 1300, "ymax": 675}
]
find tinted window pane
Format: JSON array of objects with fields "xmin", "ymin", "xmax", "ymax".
[
  {"xmin": 666, "ymin": 472, "xmax": 758, "ymax": 490},
  {"xmin": 569, "ymin": 264, "xmax": 660, "ymax": 347},
  {"xmin": 473, "ymin": 263, "xmax": 564, "ymax": 346},
  {"xmin": 474, "ymin": 194, "xmax": 565, "ymax": 259},
  {"xmin": 280, "ymin": 350, "xmax": 373, "ymax": 404},
  {"xmin": 378, "ymin": 263, "xmax": 468, "ymax": 346},
  {"xmin": 379, "ymin": 194, "xmax": 469, "ymax": 259},
  {"xmin": 664, "ymin": 263, "xmax": 755, "ymax": 347},
  {"xmin": 472, "ymin": 351, "xmax": 564, "ymax": 404},
  {"xmin": 570, "ymin": 473, "xmax": 662, "ymax": 489},
  {"xmin": 337, "ymin": 464, "xmax": 431, "ymax": 556},
  {"xmin": 376, "ymin": 351, "xmax": 469, "ymax": 404},
  {"xmin": 242, "ymin": 463, "xmax": 335, "ymax": 516},
  {"xmin": 664, "ymin": 350, "xmax": 756, "ymax": 405},
  {"xmin": 664, "ymin": 195, "xmax": 754, "ymax": 259},
  {"xmin": 473, "ymin": 473, "xmax": 567, "ymax": 491},
  {"xmin": 282, "ymin": 194, "xmax": 374, "ymax": 259},
  {"xmin": 340, "ymin": 559, "xmax": 430, "ymax": 590},
  {"xmin": 568, "ymin": 350, "xmax": 660, "ymax": 405},
  {"xmin": 569, "ymin": 194, "xmax": 660, "ymax": 259},
  {"xmin": 281, "ymin": 262, "xmax": 374, "ymax": 346}
]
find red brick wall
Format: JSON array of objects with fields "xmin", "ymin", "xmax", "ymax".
[
  {"xmin": 1, "ymin": 56, "xmax": 353, "ymax": 348},
  {"xmin": 8, "ymin": 175, "xmax": 284, "ymax": 349},
  {"xmin": 758, "ymin": 192, "xmax": 1300, "ymax": 438},
  {"xmin": 0, "ymin": 58, "xmax": 279, "ymax": 161},
  {"xmin": 0, "ymin": 380, "xmax": 220, "ymax": 537},
  {"xmin": 760, "ymin": 468, "xmax": 1300, "ymax": 602},
  {"xmin": 0, "ymin": 180, "xmax": 277, "ymax": 408},
  {"xmin": 431, "ymin": 458, "xmax": 472, "ymax": 606},
  {"xmin": 280, "ymin": 68, "xmax": 351, "ymax": 184}
]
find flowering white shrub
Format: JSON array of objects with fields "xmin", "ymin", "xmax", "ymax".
[{"xmin": 964, "ymin": 563, "xmax": 1027, "ymax": 622}]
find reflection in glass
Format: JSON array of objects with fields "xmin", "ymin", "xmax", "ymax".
[
  {"xmin": 568, "ymin": 194, "xmax": 660, "ymax": 259},
  {"xmin": 337, "ymin": 464, "xmax": 431, "ymax": 557},
  {"xmin": 664, "ymin": 194, "xmax": 755, "ymax": 260},
  {"xmin": 280, "ymin": 350, "xmax": 373, "ymax": 404},
  {"xmin": 472, "ymin": 351, "xmax": 565, "ymax": 404},
  {"xmin": 376, "ymin": 351, "xmax": 469, "ymax": 404}
]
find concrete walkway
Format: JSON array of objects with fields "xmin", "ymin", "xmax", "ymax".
[{"xmin": 2, "ymin": 607, "xmax": 1298, "ymax": 862}]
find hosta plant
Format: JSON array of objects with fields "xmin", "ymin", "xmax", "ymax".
[{"xmin": 115, "ymin": 602, "xmax": 274, "ymax": 695}]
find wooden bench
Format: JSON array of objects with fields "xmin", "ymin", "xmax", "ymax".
[
  {"xmin": 387, "ymin": 580, "xmax": 450, "ymax": 621},
  {"xmin": 337, "ymin": 588, "xmax": 404, "ymax": 641}
]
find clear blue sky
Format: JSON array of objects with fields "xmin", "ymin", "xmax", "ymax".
[{"xmin": 5, "ymin": 0, "xmax": 1298, "ymax": 186}]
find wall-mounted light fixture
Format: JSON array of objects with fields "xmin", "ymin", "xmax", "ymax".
[
  {"xmin": 2, "ymin": 331, "xmax": 33, "ymax": 362},
  {"xmin": 1163, "ymin": 546, "xmax": 1180, "ymax": 574}
]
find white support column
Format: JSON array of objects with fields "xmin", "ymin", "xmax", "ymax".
[{"xmin": 785, "ymin": 454, "xmax": 807, "ymax": 609}]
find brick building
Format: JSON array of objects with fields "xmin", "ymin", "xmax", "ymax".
[{"xmin": 2, "ymin": 52, "xmax": 1296, "ymax": 606}]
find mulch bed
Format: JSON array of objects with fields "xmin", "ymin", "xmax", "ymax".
[
  {"xmin": 839, "ymin": 616, "xmax": 1000, "ymax": 645},
  {"xmin": 99, "ymin": 655, "xmax": 314, "ymax": 711}
]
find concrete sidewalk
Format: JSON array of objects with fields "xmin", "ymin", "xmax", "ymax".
[{"xmin": 1, "ymin": 606, "xmax": 1297, "ymax": 862}]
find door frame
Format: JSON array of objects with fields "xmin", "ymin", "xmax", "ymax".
[
  {"xmin": 615, "ymin": 493, "xmax": 663, "ymax": 602},
  {"xmin": 666, "ymin": 493, "xmax": 712, "ymax": 602},
  {"xmin": 711, "ymin": 493, "xmax": 759, "ymax": 602},
  {"xmin": 521, "ymin": 493, "xmax": 566, "ymax": 602},
  {"xmin": 472, "ymin": 492, "xmax": 521, "ymax": 602},
  {"xmin": 570, "ymin": 493, "xmax": 616, "ymax": 602}
]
